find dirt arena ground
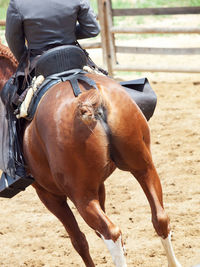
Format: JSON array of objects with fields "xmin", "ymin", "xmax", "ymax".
[
  {"xmin": 0, "ymin": 18, "xmax": 200, "ymax": 265},
  {"xmin": 0, "ymin": 72, "xmax": 199, "ymax": 267}
]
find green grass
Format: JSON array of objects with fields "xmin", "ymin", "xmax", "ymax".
[
  {"xmin": 1, "ymin": 0, "xmax": 200, "ymax": 20},
  {"xmin": 0, "ymin": 7, "xmax": 7, "ymax": 20},
  {"xmin": 111, "ymin": 0, "xmax": 134, "ymax": 8},
  {"xmin": 1, "ymin": 0, "xmax": 200, "ymax": 25},
  {"xmin": 86, "ymin": 0, "xmax": 200, "ymax": 17},
  {"xmin": 0, "ymin": 0, "xmax": 8, "ymax": 7},
  {"xmin": 134, "ymin": 0, "xmax": 200, "ymax": 8},
  {"xmin": 0, "ymin": 0, "xmax": 8, "ymax": 18}
]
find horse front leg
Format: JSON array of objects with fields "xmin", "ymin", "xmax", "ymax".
[{"xmin": 33, "ymin": 183, "xmax": 95, "ymax": 267}]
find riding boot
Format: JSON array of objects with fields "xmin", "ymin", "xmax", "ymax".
[
  {"xmin": 0, "ymin": 80, "xmax": 34, "ymax": 198},
  {"xmin": 0, "ymin": 171, "xmax": 34, "ymax": 198},
  {"xmin": 0, "ymin": 105, "xmax": 34, "ymax": 198}
]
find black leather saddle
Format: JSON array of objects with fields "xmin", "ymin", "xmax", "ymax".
[{"xmin": 35, "ymin": 45, "xmax": 87, "ymax": 77}]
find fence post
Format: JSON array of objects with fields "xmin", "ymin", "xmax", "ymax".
[
  {"xmin": 108, "ymin": 0, "xmax": 118, "ymax": 66},
  {"xmin": 97, "ymin": 0, "xmax": 115, "ymax": 76}
]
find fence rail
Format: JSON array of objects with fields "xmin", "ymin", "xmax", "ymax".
[
  {"xmin": 113, "ymin": 64, "xmax": 200, "ymax": 73},
  {"xmin": 111, "ymin": 26, "xmax": 200, "ymax": 34},
  {"xmin": 81, "ymin": 42, "xmax": 101, "ymax": 49},
  {"xmin": 112, "ymin": 6, "xmax": 200, "ymax": 16},
  {"xmin": 115, "ymin": 46, "xmax": 200, "ymax": 55}
]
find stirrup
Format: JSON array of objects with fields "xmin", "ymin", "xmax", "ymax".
[{"xmin": 0, "ymin": 172, "xmax": 34, "ymax": 198}]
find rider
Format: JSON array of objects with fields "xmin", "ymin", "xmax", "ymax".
[
  {"xmin": 0, "ymin": 0, "xmax": 100, "ymax": 196},
  {"xmin": 5, "ymin": 0, "xmax": 100, "ymax": 61}
]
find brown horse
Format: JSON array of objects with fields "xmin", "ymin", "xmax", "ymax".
[{"xmin": 0, "ymin": 45, "xmax": 182, "ymax": 267}]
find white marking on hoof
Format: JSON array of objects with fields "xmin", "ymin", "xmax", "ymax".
[
  {"xmin": 101, "ymin": 234, "xmax": 127, "ymax": 267},
  {"xmin": 161, "ymin": 232, "xmax": 182, "ymax": 267}
]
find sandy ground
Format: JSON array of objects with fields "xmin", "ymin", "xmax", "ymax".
[{"xmin": 0, "ymin": 14, "xmax": 200, "ymax": 267}]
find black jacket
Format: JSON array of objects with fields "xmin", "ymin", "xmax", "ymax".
[{"xmin": 6, "ymin": 0, "xmax": 100, "ymax": 61}]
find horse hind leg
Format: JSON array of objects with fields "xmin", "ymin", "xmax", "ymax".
[
  {"xmin": 33, "ymin": 183, "xmax": 95, "ymax": 267},
  {"xmin": 74, "ymin": 186, "xmax": 127, "ymax": 267},
  {"xmin": 161, "ymin": 232, "xmax": 182, "ymax": 267},
  {"xmin": 113, "ymin": 137, "xmax": 181, "ymax": 266},
  {"xmin": 103, "ymin": 88, "xmax": 181, "ymax": 266},
  {"xmin": 96, "ymin": 183, "xmax": 127, "ymax": 267}
]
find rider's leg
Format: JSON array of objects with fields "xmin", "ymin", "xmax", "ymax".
[{"xmin": 0, "ymin": 75, "xmax": 29, "ymax": 192}]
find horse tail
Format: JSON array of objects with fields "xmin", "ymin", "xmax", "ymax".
[{"xmin": 77, "ymin": 88, "xmax": 104, "ymax": 126}]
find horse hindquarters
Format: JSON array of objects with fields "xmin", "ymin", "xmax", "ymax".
[
  {"xmin": 25, "ymin": 84, "xmax": 128, "ymax": 266},
  {"xmin": 98, "ymin": 84, "xmax": 182, "ymax": 267}
]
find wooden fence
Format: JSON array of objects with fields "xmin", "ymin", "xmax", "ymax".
[{"xmin": 97, "ymin": 0, "xmax": 200, "ymax": 76}]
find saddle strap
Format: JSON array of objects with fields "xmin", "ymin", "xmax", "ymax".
[
  {"xmin": 64, "ymin": 74, "xmax": 97, "ymax": 97},
  {"xmin": 47, "ymin": 69, "xmax": 97, "ymax": 96}
]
